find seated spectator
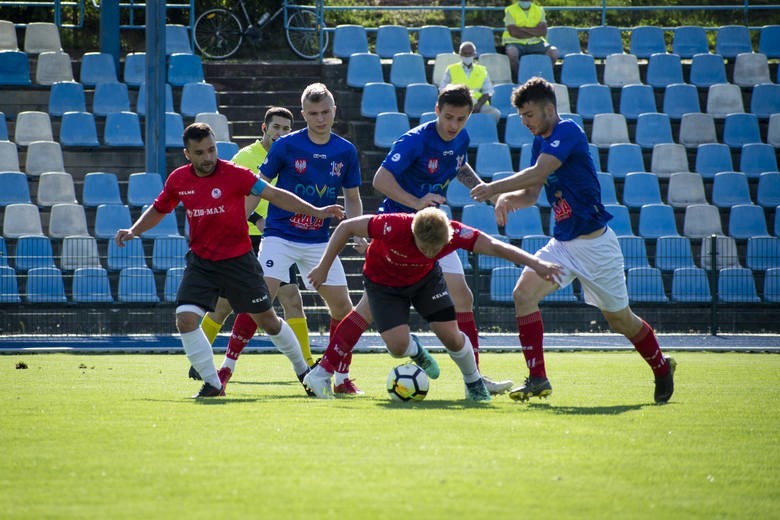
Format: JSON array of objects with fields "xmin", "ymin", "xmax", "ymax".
[
  {"xmin": 502, "ymin": 0, "xmax": 559, "ymax": 77},
  {"xmin": 439, "ymin": 41, "xmax": 501, "ymax": 123}
]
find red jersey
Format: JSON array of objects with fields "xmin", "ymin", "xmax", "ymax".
[
  {"xmin": 153, "ymin": 159, "xmax": 258, "ymax": 261},
  {"xmin": 364, "ymin": 213, "xmax": 481, "ymax": 287}
]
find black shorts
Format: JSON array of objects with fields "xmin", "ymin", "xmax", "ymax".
[
  {"xmin": 364, "ymin": 264, "xmax": 455, "ymax": 333},
  {"xmin": 176, "ymin": 250, "xmax": 273, "ymax": 314}
]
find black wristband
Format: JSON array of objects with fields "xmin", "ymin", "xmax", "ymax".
[{"xmin": 248, "ymin": 213, "xmax": 263, "ymax": 225}]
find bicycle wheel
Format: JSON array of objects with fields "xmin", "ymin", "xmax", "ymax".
[
  {"xmin": 285, "ymin": 8, "xmax": 329, "ymax": 60},
  {"xmin": 194, "ymin": 8, "xmax": 243, "ymax": 60}
]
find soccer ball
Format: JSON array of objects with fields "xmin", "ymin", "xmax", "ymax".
[{"xmin": 386, "ymin": 363, "xmax": 429, "ymax": 401}]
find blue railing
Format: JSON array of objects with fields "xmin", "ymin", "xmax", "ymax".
[{"xmin": 0, "ymin": 0, "xmax": 86, "ymax": 28}]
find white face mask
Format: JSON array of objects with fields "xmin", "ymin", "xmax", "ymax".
[
  {"xmin": 461, "ymin": 56, "xmax": 474, "ymax": 66},
  {"xmin": 518, "ymin": 1, "xmax": 532, "ymax": 8}
]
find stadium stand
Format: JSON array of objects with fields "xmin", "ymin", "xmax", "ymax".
[
  {"xmin": 490, "ymin": 82, "xmax": 515, "ymax": 118},
  {"xmin": 60, "ymin": 235, "xmax": 101, "ymax": 271},
  {"xmin": 678, "ymin": 113, "xmax": 718, "ymax": 148},
  {"xmin": 107, "ymin": 236, "xmax": 146, "ymax": 271},
  {"xmin": 663, "ymin": 83, "xmax": 700, "ymax": 120},
  {"xmin": 165, "ymin": 112, "xmax": 185, "ymax": 148},
  {"xmin": 36, "ymin": 171, "xmax": 77, "ymax": 206},
  {"xmin": 0, "ymin": 20, "xmax": 18, "ymax": 51},
  {"xmin": 461, "ymin": 203, "xmax": 500, "ymax": 236},
  {"xmin": 25, "ymin": 266, "xmax": 67, "ymax": 303},
  {"xmin": 672, "ymin": 26, "xmax": 708, "ymax": 58},
  {"xmin": 671, "ymin": 267, "xmax": 711, "ymax": 303},
  {"xmin": 629, "ymin": 26, "xmax": 666, "ymax": 58},
  {"xmin": 389, "ymin": 52, "xmax": 426, "ymax": 88},
  {"xmin": 478, "ymin": 52, "xmax": 511, "ymax": 85},
  {"xmin": 646, "ymin": 53, "xmax": 683, "ymax": 88},
  {"xmin": 14, "ymin": 235, "xmax": 55, "ymax": 270},
  {"xmin": 715, "ymin": 25, "xmax": 753, "ymax": 58},
  {"xmin": 48, "ymin": 81, "xmax": 86, "ymax": 116},
  {"xmin": 607, "ymin": 143, "xmax": 644, "ymax": 179},
  {"xmin": 151, "ymin": 236, "xmax": 188, "ymax": 271},
  {"xmin": 619, "ymin": 84, "xmax": 656, "ymax": 120},
  {"xmin": 123, "ymin": 52, "xmax": 145, "ymax": 86},
  {"xmin": 722, "ymin": 113, "xmax": 761, "ymax": 149},
  {"xmin": 0, "ymin": 265, "xmax": 21, "ymax": 303},
  {"xmin": 373, "ymin": 112, "xmax": 409, "ymax": 149},
  {"xmin": 757, "ymin": 172, "xmax": 780, "ymax": 209},
  {"xmin": 604, "ymin": 203, "xmax": 634, "ymax": 236},
  {"xmin": 126, "ymin": 172, "xmax": 163, "ymax": 207},
  {"xmin": 683, "ymin": 204, "xmax": 724, "ymax": 238},
  {"xmin": 332, "ymin": 24, "xmax": 369, "ymax": 58},
  {"xmin": 626, "ymin": 266, "xmax": 668, "ymax": 302},
  {"xmin": 360, "ymin": 82, "xmax": 398, "ymax": 118},
  {"xmin": 180, "ymin": 82, "xmax": 218, "ymax": 117},
  {"xmin": 746, "ymin": 237, "xmax": 780, "ymax": 271},
  {"xmin": 82, "ymin": 172, "xmax": 122, "ymax": 208},
  {"xmin": 587, "ymin": 25, "xmax": 623, "ymax": 58},
  {"xmin": 749, "ymin": 83, "xmax": 780, "ymax": 119},
  {"xmin": 48, "ymin": 203, "xmax": 89, "ymax": 238},
  {"xmin": 517, "ymin": 53, "xmax": 554, "ymax": 84},
  {"xmin": 689, "ymin": 53, "xmax": 727, "ymax": 88},
  {"xmin": 711, "ymin": 171, "xmax": 752, "ymax": 207},
  {"xmin": 577, "ymin": 83, "xmax": 613, "ymax": 120},
  {"xmin": 695, "ymin": 143, "xmax": 733, "ymax": 179},
  {"xmin": 0, "ymin": 49, "xmax": 31, "ymax": 85},
  {"xmin": 618, "ymin": 235, "xmax": 650, "ymax": 269},
  {"xmin": 651, "ymin": 143, "xmax": 688, "ymax": 178},
  {"xmin": 764, "ymin": 268, "xmax": 780, "ymax": 303},
  {"xmin": 165, "ymin": 24, "xmax": 192, "ymax": 55},
  {"xmin": 622, "ymin": 172, "xmax": 662, "ymax": 209},
  {"xmin": 375, "ymin": 25, "xmax": 411, "ymax": 58},
  {"xmin": 667, "ymin": 172, "xmax": 707, "ymax": 208},
  {"xmin": 490, "ymin": 266, "xmax": 520, "ymax": 303},
  {"xmin": 417, "ymin": 25, "xmax": 453, "ymax": 59},
  {"xmin": 728, "ymin": 204, "xmax": 768, "ymax": 239},
  {"xmin": 164, "ymin": 267, "xmax": 184, "ymax": 302},
  {"xmin": 701, "ymin": 235, "xmax": 740, "ymax": 270},
  {"xmin": 79, "ymin": 52, "xmax": 118, "ymax": 86},
  {"xmin": 103, "ymin": 111, "xmax": 143, "ymax": 147},
  {"xmin": 706, "ymin": 83, "xmax": 744, "ymax": 118},
  {"xmin": 140, "ymin": 204, "xmax": 180, "ymax": 239},
  {"xmin": 597, "ymin": 172, "xmax": 618, "ymax": 205},
  {"xmin": 464, "ymin": 113, "xmax": 499, "ymax": 148},
  {"xmin": 118, "ymin": 266, "xmax": 160, "ymax": 303},
  {"xmin": 34, "ymin": 50, "xmax": 73, "ymax": 85},
  {"xmin": 2, "ymin": 203, "xmax": 43, "ymax": 238},
  {"xmin": 770, "ymin": 116, "xmax": 780, "ymax": 149},
  {"xmin": 560, "ymin": 53, "xmax": 597, "ymax": 88},
  {"xmin": 0, "ymin": 111, "xmax": 6, "ymax": 140},
  {"xmin": 14, "ymin": 110, "xmax": 53, "ymax": 145},
  {"xmin": 461, "ymin": 25, "xmax": 496, "ymax": 55},
  {"xmin": 758, "ymin": 25, "xmax": 780, "ymax": 58},
  {"xmin": 504, "ymin": 206, "xmax": 544, "ymax": 239},
  {"xmin": 635, "ymin": 112, "xmax": 673, "ymax": 149},
  {"xmin": 431, "ymin": 53, "xmax": 460, "ymax": 85},
  {"xmin": 718, "ymin": 267, "xmax": 760, "ymax": 303},
  {"xmin": 72, "ymin": 266, "xmax": 114, "ymax": 303},
  {"xmin": 733, "ymin": 52, "xmax": 771, "ymax": 87},
  {"xmin": 739, "ymin": 143, "xmax": 778, "ymax": 178},
  {"xmin": 0, "ymin": 171, "xmax": 31, "ymax": 206},
  {"xmin": 346, "ymin": 52, "xmax": 383, "ymax": 88},
  {"xmin": 475, "ymin": 142, "xmax": 513, "ymax": 179},
  {"xmin": 167, "ymin": 53, "xmax": 204, "ymax": 86},
  {"xmin": 656, "ymin": 236, "xmax": 696, "ymax": 271},
  {"xmin": 445, "ymin": 177, "xmax": 472, "ymax": 208},
  {"xmin": 603, "ymin": 53, "xmax": 640, "ymax": 88},
  {"xmin": 92, "ymin": 82, "xmax": 131, "ymax": 116},
  {"xmin": 638, "ymin": 203, "xmax": 678, "ymax": 238},
  {"xmin": 194, "ymin": 112, "xmax": 230, "ymax": 141},
  {"xmin": 215, "ymin": 140, "xmax": 238, "ymax": 160},
  {"xmin": 590, "ymin": 113, "xmax": 629, "ymax": 148},
  {"xmin": 547, "ymin": 26, "xmax": 580, "ymax": 57},
  {"xmin": 25, "ymin": 140, "xmax": 65, "ymax": 176},
  {"xmin": 136, "ymin": 82, "xmax": 174, "ymax": 116},
  {"xmin": 23, "ymin": 22, "xmax": 61, "ymax": 53}
]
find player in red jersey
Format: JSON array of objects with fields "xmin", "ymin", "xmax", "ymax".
[
  {"xmin": 302, "ymin": 207, "xmax": 562, "ymax": 400},
  {"xmin": 114, "ymin": 123, "xmax": 344, "ymax": 398}
]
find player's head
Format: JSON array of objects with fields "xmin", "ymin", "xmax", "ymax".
[
  {"xmin": 512, "ymin": 77, "xmax": 559, "ymax": 138},
  {"xmin": 182, "ymin": 122, "xmax": 218, "ymax": 176},
  {"xmin": 458, "ymin": 41, "xmax": 477, "ymax": 66},
  {"xmin": 300, "ymin": 82, "xmax": 336, "ymax": 141},
  {"xmin": 435, "ymin": 84, "xmax": 473, "ymax": 142},
  {"xmin": 412, "ymin": 207, "xmax": 454, "ymax": 258},
  {"xmin": 261, "ymin": 106, "xmax": 294, "ymax": 147}
]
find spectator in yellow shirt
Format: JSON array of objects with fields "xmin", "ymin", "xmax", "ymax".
[
  {"xmin": 439, "ymin": 41, "xmax": 501, "ymax": 123},
  {"xmin": 502, "ymin": 0, "xmax": 559, "ymax": 78}
]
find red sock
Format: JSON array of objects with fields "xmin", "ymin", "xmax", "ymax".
[
  {"xmin": 629, "ymin": 320, "xmax": 669, "ymax": 376},
  {"xmin": 516, "ymin": 311, "xmax": 546, "ymax": 378},
  {"xmin": 226, "ymin": 313, "xmax": 257, "ymax": 361},
  {"xmin": 321, "ymin": 311, "xmax": 369, "ymax": 373},
  {"xmin": 456, "ymin": 311, "xmax": 480, "ymax": 367}
]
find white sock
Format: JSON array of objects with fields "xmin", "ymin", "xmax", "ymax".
[
  {"xmin": 180, "ymin": 329, "xmax": 220, "ymax": 388},
  {"xmin": 447, "ymin": 333, "xmax": 481, "ymax": 384},
  {"xmin": 269, "ymin": 319, "xmax": 309, "ymax": 376},
  {"xmin": 220, "ymin": 357, "xmax": 236, "ymax": 371},
  {"xmin": 335, "ymin": 371, "xmax": 349, "ymax": 385},
  {"xmin": 312, "ymin": 363, "xmax": 332, "ymax": 377},
  {"xmin": 396, "ymin": 335, "xmax": 418, "ymax": 358}
]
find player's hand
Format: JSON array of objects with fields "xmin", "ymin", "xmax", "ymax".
[
  {"xmin": 493, "ymin": 194, "xmax": 513, "ymax": 226},
  {"xmin": 114, "ymin": 229, "xmax": 135, "ymax": 247},
  {"xmin": 415, "ymin": 193, "xmax": 446, "ymax": 210},
  {"xmin": 307, "ymin": 264, "xmax": 327, "ymax": 289},
  {"xmin": 317, "ymin": 205, "xmax": 345, "ymax": 220},
  {"xmin": 533, "ymin": 260, "xmax": 565, "ymax": 286},
  {"xmin": 255, "ymin": 216, "xmax": 265, "ymax": 234},
  {"xmin": 352, "ymin": 236, "xmax": 369, "ymax": 255},
  {"xmin": 470, "ymin": 182, "xmax": 493, "ymax": 203}
]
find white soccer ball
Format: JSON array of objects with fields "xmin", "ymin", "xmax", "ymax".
[{"xmin": 386, "ymin": 363, "xmax": 429, "ymax": 401}]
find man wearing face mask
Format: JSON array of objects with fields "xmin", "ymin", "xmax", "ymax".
[
  {"xmin": 502, "ymin": 0, "xmax": 559, "ymax": 79},
  {"xmin": 439, "ymin": 41, "xmax": 501, "ymax": 123}
]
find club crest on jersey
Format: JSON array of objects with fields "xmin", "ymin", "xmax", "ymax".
[
  {"xmin": 456, "ymin": 154, "xmax": 466, "ymax": 169},
  {"xmin": 211, "ymin": 188, "xmax": 222, "ymax": 199},
  {"xmin": 383, "ymin": 222, "xmax": 392, "ymax": 235},
  {"xmin": 458, "ymin": 227, "xmax": 474, "ymax": 239},
  {"xmin": 427, "ymin": 158, "xmax": 439, "ymax": 174},
  {"xmin": 294, "ymin": 159, "xmax": 307, "ymax": 174},
  {"xmin": 330, "ymin": 161, "xmax": 344, "ymax": 177}
]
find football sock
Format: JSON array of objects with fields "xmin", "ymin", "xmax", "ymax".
[
  {"xmin": 516, "ymin": 311, "xmax": 546, "ymax": 378},
  {"xmin": 398, "ymin": 335, "xmax": 419, "ymax": 358},
  {"xmin": 269, "ymin": 319, "xmax": 309, "ymax": 376},
  {"xmin": 321, "ymin": 311, "xmax": 368, "ymax": 373},
  {"xmin": 287, "ymin": 317, "xmax": 313, "ymax": 367},
  {"xmin": 225, "ymin": 312, "xmax": 257, "ymax": 366},
  {"xmin": 200, "ymin": 313, "xmax": 224, "ymax": 345},
  {"xmin": 180, "ymin": 328, "xmax": 220, "ymax": 388},
  {"xmin": 456, "ymin": 311, "xmax": 480, "ymax": 367},
  {"xmin": 629, "ymin": 320, "xmax": 669, "ymax": 377},
  {"xmin": 335, "ymin": 372, "xmax": 349, "ymax": 386},
  {"xmin": 446, "ymin": 333, "xmax": 481, "ymax": 384}
]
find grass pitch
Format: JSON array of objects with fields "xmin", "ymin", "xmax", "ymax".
[{"xmin": 1, "ymin": 351, "xmax": 778, "ymax": 519}]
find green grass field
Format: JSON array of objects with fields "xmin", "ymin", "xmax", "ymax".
[{"xmin": 1, "ymin": 351, "xmax": 777, "ymax": 519}]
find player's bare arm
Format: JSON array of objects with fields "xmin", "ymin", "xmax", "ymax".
[
  {"xmin": 114, "ymin": 205, "xmax": 166, "ymax": 246},
  {"xmin": 507, "ymin": 21, "xmax": 547, "ymax": 39},
  {"xmin": 343, "ymin": 186, "xmax": 368, "ymax": 251},
  {"xmin": 472, "ymin": 234, "xmax": 563, "ymax": 283},
  {"xmin": 260, "ymin": 183, "xmax": 345, "ymax": 220},
  {"xmin": 494, "ymin": 185, "xmax": 542, "ymax": 226},
  {"xmin": 471, "ymin": 152, "xmax": 560, "ymax": 202},
  {"xmin": 373, "ymin": 166, "xmax": 446, "ymax": 210},
  {"xmin": 308, "ymin": 215, "xmax": 372, "ymax": 288}
]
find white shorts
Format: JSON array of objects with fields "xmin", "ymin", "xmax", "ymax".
[
  {"xmin": 437, "ymin": 250, "xmax": 465, "ymax": 275},
  {"xmin": 258, "ymin": 236, "xmax": 347, "ymax": 290},
  {"xmin": 531, "ymin": 227, "xmax": 629, "ymax": 312}
]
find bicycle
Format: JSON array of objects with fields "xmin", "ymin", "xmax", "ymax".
[{"xmin": 193, "ymin": 0, "xmax": 329, "ymax": 60}]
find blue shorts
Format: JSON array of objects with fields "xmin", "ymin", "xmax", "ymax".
[{"xmin": 505, "ymin": 41, "xmax": 552, "ymax": 56}]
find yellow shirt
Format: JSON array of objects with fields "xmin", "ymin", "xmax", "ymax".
[
  {"xmin": 231, "ymin": 140, "xmax": 275, "ymax": 236},
  {"xmin": 502, "ymin": 2, "xmax": 545, "ymax": 46},
  {"xmin": 446, "ymin": 62, "xmax": 488, "ymax": 102}
]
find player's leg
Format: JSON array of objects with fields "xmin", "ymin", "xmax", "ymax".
[
  {"xmin": 202, "ymin": 296, "xmax": 232, "ymax": 343},
  {"xmin": 278, "ymin": 266, "xmax": 313, "ymax": 367}
]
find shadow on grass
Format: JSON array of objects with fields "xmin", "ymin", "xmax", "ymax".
[
  {"xmin": 526, "ymin": 402, "xmax": 648, "ymax": 415},
  {"xmin": 374, "ymin": 399, "xmax": 496, "ymax": 410}
]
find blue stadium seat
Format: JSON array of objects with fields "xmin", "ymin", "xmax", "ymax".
[
  {"xmin": 123, "ymin": 52, "xmax": 145, "ymax": 87},
  {"xmin": 445, "ymin": 177, "xmax": 472, "ymax": 208},
  {"xmin": 490, "ymin": 266, "xmax": 520, "ymax": 303},
  {"xmin": 477, "ymin": 235, "xmax": 514, "ymax": 270},
  {"xmin": 94, "ymin": 203, "xmax": 131, "ymax": 239},
  {"xmin": 107, "ymin": 236, "xmax": 146, "ymax": 271},
  {"xmin": 461, "ymin": 25, "xmax": 496, "ymax": 55},
  {"xmin": 417, "ymin": 25, "xmax": 453, "ymax": 59},
  {"xmin": 0, "ymin": 265, "xmax": 20, "ymax": 303},
  {"xmin": 461, "ymin": 203, "xmax": 500, "ymax": 236},
  {"xmin": 490, "ymin": 82, "xmax": 515, "ymax": 119},
  {"xmin": 672, "ymin": 26, "xmax": 709, "ymax": 58},
  {"xmin": 464, "ymin": 112, "xmax": 499, "ymax": 148},
  {"xmin": 606, "ymin": 143, "xmax": 644, "ymax": 180},
  {"xmin": 746, "ymin": 236, "xmax": 780, "ymax": 270},
  {"xmin": 655, "ymin": 235, "xmax": 696, "ymax": 271},
  {"xmin": 373, "ymin": 112, "xmax": 410, "ymax": 149},
  {"xmin": 728, "ymin": 204, "xmax": 768, "ymax": 239},
  {"xmin": 618, "ymin": 235, "xmax": 650, "ymax": 269},
  {"xmin": 739, "ymin": 143, "xmax": 778, "ymax": 179},
  {"xmin": 0, "ymin": 112, "xmax": 6, "ymax": 140},
  {"xmin": 638, "ymin": 203, "xmax": 678, "ymax": 238},
  {"xmin": 635, "ymin": 112, "xmax": 673, "ymax": 149},
  {"xmin": 519, "ymin": 143, "xmax": 534, "ymax": 169},
  {"xmin": 127, "ymin": 172, "xmax": 163, "ymax": 207},
  {"xmin": 757, "ymin": 172, "xmax": 780, "ymax": 208},
  {"xmin": 141, "ymin": 204, "xmax": 181, "ymax": 239},
  {"xmin": 776, "ymin": 208, "xmax": 780, "ymax": 238},
  {"xmin": 92, "ymin": 82, "xmax": 130, "ymax": 116},
  {"xmin": 749, "ymin": 83, "xmax": 780, "ymax": 119},
  {"xmin": 0, "ymin": 171, "xmax": 31, "ymax": 206},
  {"xmin": 597, "ymin": 172, "xmax": 618, "ymax": 205},
  {"xmin": 403, "ymin": 82, "xmax": 438, "ymax": 119},
  {"xmin": 712, "ymin": 172, "xmax": 751, "ymax": 208},
  {"xmin": 646, "ymin": 53, "xmax": 683, "ymax": 89},
  {"xmin": 604, "ymin": 203, "xmax": 634, "ymax": 236},
  {"xmin": 589, "ymin": 144, "xmax": 602, "ymax": 172},
  {"xmin": 764, "ymin": 268, "xmax": 780, "ymax": 302},
  {"xmin": 0, "ymin": 50, "xmax": 31, "ymax": 85},
  {"xmin": 629, "ymin": 26, "xmax": 666, "ymax": 58},
  {"xmin": 118, "ymin": 266, "xmax": 159, "ymax": 302},
  {"xmin": 504, "ymin": 113, "xmax": 533, "ymax": 149},
  {"xmin": 59, "ymin": 111, "xmax": 99, "ymax": 147},
  {"xmin": 332, "ymin": 25, "xmax": 368, "ymax": 58},
  {"xmin": 360, "ymin": 82, "xmax": 398, "ymax": 118},
  {"xmin": 662, "ymin": 83, "xmax": 700, "ymax": 120},
  {"xmin": 455, "ymin": 247, "xmax": 472, "ymax": 272},
  {"xmin": 82, "ymin": 172, "xmax": 121, "ymax": 208},
  {"xmin": 215, "ymin": 140, "xmax": 238, "ymax": 160},
  {"xmin": 151, "ymin": 235, "xmax": 188, "ymax": 271},
  {"xmin": 758, "ymin": 25, "xmax": 780, "ymax": 58},
  {"xmin": 103, "ymin": 111, "xmax": 143, "ymax": 147},
  {"xmin": 375, "ymin": 25, "xmax": 411, "ymax": 59},
  {"xmin": 521, "ymin": 234, "xmax": 550, "ymax": 254},
  {"xmin": 389, "ymin": 52, "xmax": 426, "ymax": 88},
  {"xmin": 718, "ymin": 267, "xmax": 760, "ymax": 303},
  {"xmin": 695, "ymin": 143, "xmax": 733, "ymax": 179},
  {"xmin": 576, "ymin": 83, "xmax": 613, "ymax": 121},
  {"xmin": 678, "ymin": 112, "xmax": 717, "ymax": 149},
  {"xmin": 561, "ymin": 113, "xmax": 584, "ymax": 130},
  {"xmin": 542, "ymin": 281, "xmax": 578, "ymax": 303},
  {"xmin": 165, "ymin": 24, "xmax": 192, "ymax": 55},
  {"xmin": 25, "ymin": 266, "xmax": 66, "ymax": 303},
  {"xmin": 547, "ymin": 26, "xmax": 581, "ymax": 57},
  {"xmin": 72, "ymin": 267, "xmax": 113, "ymax": 303},
  {"xmin": 622, "ymin": 172, "xmax": 662, "ymax": 209},
  {"xmin": 504, "ymin": 206, "xmax": 544, "ymax": 239},
  {"xmin": 48, "ymin": 81, "xmax": 86, "ymax": 116},
  {"xmin": 165, "ymin": 112, "xmax": 185, "ymax": 149},
  {"xmin": 560, "ymin": 53, "xmax": 597, "ymax": 88},
  {"xmin": 517, "ymin": 53, "xmax": 554, "ymax": 84},
  {"xmin": 723, "ymin": 113, "xmax": 761, "ymax": 149},
  {"xmin": 180, "ymin": 82, "xmax": 217, "ymax": 117},
  {"xmin": 14, "ymin": 235, "xmax": 55, "ymax": 271},
  {"xmin": 136, "ymin": 82, "xmax": 174, "ymax": 117},
  {"xmin": 346, "ymin": 53, "xmax": 383, "ymax": 88},
  {"xmin": 535, "ymin": 182, "xmax": 550, "ymax": 208},
  {"xmin": 626, "ymin": 266, "xmax": 668, "ymax": 302},
  {"xmin": 715, "ymin": 25, "xmax": 752, "ymax": 58},
  {"xmin": 79, "ymin": 52, "xmax": 117, "ymax": 86},
  {"xmin": 475, "ymin": 142, "xmax": 512, "ymax": 179},
  {"xmin": 167, "ymin": 53, "xmax": 204, "ymax": 86},
  {"xmin": 164, "ymin": 266, "xmax": 185, "ymax": 302},
  {"xmin": 671, "ymin": 267, "xmax": 711, "ymax": 303},
  {"xmin": 689, "ymin": 53, "xmax": 727, "ymax": 88},
  {"xmin": 619, "ymin": 84, "xmax": 656, "ymax": 121},
  {"xmin": 587, "ymin": 25, "xmax": 623, "ymax": 58}
]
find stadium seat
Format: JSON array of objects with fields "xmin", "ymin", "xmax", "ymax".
[
  {"xmin": 346, "ymin": 53, "xmax": 383, "ymax": 88},
  {"xmin": 403, "ymin": 82, "xmax": 438, "ymax": 119},
  {"xmin": 771, "ymin": 115, "xmax": 780, "ymax": 149},
  {"xmin": 655, "ymin": 235, "xmax": 696, "ymax": 271},
  {"xmin": 618, "ymin": 235, "xmax": 650, "ymax": 269},
  {"xmin": 542, "ymin": 281, "xmax": 578, "ymax": 303},
  {"xmin": 3, "ymin": 203, "xmax": 43, "ymax": 238},
  {"xmin": 455, "ymin": 248, "xmax": 473, "ymax": 273},
  {"xmin": 82, "ymin": 172, "xmax": 121, "ymax": 208},
  {"xmin": 59, "ymin": 111, "xmax": 100, "ymax": 147},
  {"xmin": 561, "ymin": 113, "xmax": 584, "ymax": 130},
  {"xmin": 136, "ymin": 82, "xmax": 174, "ymax": 116},
  {"xmin": 118, "ymin": 266, "xmax": 160, "ymax": 303},
  {"xmin": 764, "ymin": 268, "xmax": 780, "ymax": 302},
  {"xmin": 722, "ymin": 113, "xmax": 761, "ymax": 149},
  {"xmin": 375, "ymin": 25, "xmax": 411, "ymax": 59},
  {"xmin": 603, "ymin": 53, "xmax": 640, "ymax": 88},
  {"xmin": 79, "ymin": 52, "xmax": 118, "ymax": 86},
  {"xmin": 626, "ymin": 266, "xmax": 668, "ymax": 302},
  {"xmin": 733, "ymin": 52, "xmax": 770, "ymax": 87},
  {"xmin": 360, "ymin": 82, "xmax": 398, "ymax": 118},
  {"xmin": 650, "ymin": 143, "xmax": 688, "ymax": 179},
  {"xmin": 151, "ymin": 235, "xmax": 188, "ymax": 271},
  {"xmin": 490, "ymin": 266, "xmax": 520, "ymax": 303},
  {"xmin": 475, "ymin": 142, "xmax": 512, "ymax": 179},
  {"xmin": 706, "ymin": 83, "xmax": 744, "ymax": 118},
  {"xmin": 746, "ymin": 236, "xmax": 780, "ymax": 271},
  {"xmin": 587, "ymin": 25, "xmax": 623, "ymax": 58},
  {"xmin": 622, "ymin": 172, "xmax": 662, "ymax": 209},
  {"xmin": 547, "ymin": 26, "xmax": 581, "ymax": 57},
  {"xmin": 165, "ymin": 112, "xmax": 185, "ymax": 149},
  {"xmin": 48, "ymin": 203, "xmax": 88, "ymax": 239},
  {"xmin": 718, "ymin": 267, "xmax": 760, "ymax": 303},
  {"xmin": 14, "ymin": 234, "xmax": 54, "ymax": 271},
  {"xmin": 711, "ymin": 172, "xmax": 752, "ymax": 208},
  {"xmin": 607, "ymin": 143, "xmax": 644, "ymax": 179},
  {"xmin": 461, "ymin": 25, "xmax": 496, "ymax": 55},
  {"xmin": 739, "ymin": 143, "xmax": 778, "ymax": 179},
  {"xmin": 60, "ymin": 235, "xmax": 101, "ymax": 271},
  {"xmin": 517, "ymin": 53, "xmax": 554, "ymax": 83},
  {"xmin": 0, "ymin": 49, "xmax": 30, "ymax": 85},
  {"xmin": 683, "ymin": 204, "xmax": 723, "ymax": 238},
  {"xmin": 464, "ymin": 113, "xmax": 499, "ymax": 148},
  {"xmin": 445, "ymin": 177, "xmax": 472, "ymax": 208},
  {"xmin": 34, "ymin": 50, "xmax": 73, "ymax": 85},
  {"xmin": 629, "ymin": 26, "xmax": 666, "ymax": 58},
  {"xmin": 332, "ymin": 24, "xmax": 369, "ymax": 59},
  {"xmin": 749, "ymin": 83, "xmax": 780, "ymax": 119},
  {"xmin": 715, "ymin": 25, "xmax": 752, "ymax": 58},
  {"xmin": 0, "ymin": 111, "xmax": 6, "ymax": 140},
  {"xmin": 560, "ymin": 53, "xmax": 597, "ymax": 88},
  {"xmin": 164, "ymin": 267, "xmax": 185, "ymax": 302},
  {"xmin": 671, "ymin": 267, "xmax": 711, "ymax": 303},
  {"xmin": 140, "ymin": 204, "xmax": 180, "ymax": 239},
  {"xmin": 25, "ymin": 140, "xmax": 64, "ymax": 177},
  {"xmin": 127, "ymin": 172, "xmax": 163, "ymax": 207},
  {"xmin": 389, "ymin": 52, "xmax": 426, "ymax": 88},
  {"xmin": 0, "ymin": 265, "xmax": 20, "ymax": 303},
  {"xmin": 0, "ymin": 237, "xmax": 8, "ymax": 266},
  {"xmin": 590, "ymin": 113, "xmax": 629, "ymax": 149},
  {"xmin": 14, "ymin": 110, "xmax": 53, "ymax": 145},
  {"xmin": 103, "ymin": 111, "xmax": 143, "ymax": 147},
  {"xmin": 167, "ymin": 53, "xmax": 204, "ymax": 86},
  {"xmin": 518, "ymin": 143, "xmax": 535, "ymax": 170},
  {"xmin": 123, "ymin": 52, "xmax": 145, "ymax": 86},
  {"xmin": 619, "ymin": 84, "xmax": 656, "ymax": 121},
  {"xmin": 604, "ymin": 203, "xmax": 634, "ymax": 236},
  {"xmin": 72, "ymin": 266, "xmax": 113, "ymax": 303},
  {"xmin": 589, "ymin": 144, "xmax": 602, "ymax": 172},
  {"xmin": 36, "ymin": 171, "xmax": 77, "ymax": 207},
  {"xmin": 477, "ymin": 235, "xmax": 514, "ymax": 270},
  {"xmin": 461, "ymin": 203, "xmax": 500, "ymax": 236},
  {"xmin": 635, "ymin": 112, "xmax": 673, "ymax": 149},
  {"xmin": 662, "ymin": 83, "xmax": 700, "ymax": 120},
  {"xmin": 672, "ymin": 26, "xmax": 708, "ymax": 58},
  {"xmin": 638, "ymin": 203, "xmax": 678, "ymax": 238},
  {"xmin": 0, "ymin": 20, "xmax": 18, "ymax": 51},
  {"xmin": 695, "ymin": 143, "xmax": 733, "ymax": 179},
  {"xmin": 23, "ymin": 22, "xmax": 61, "ymax": 53},
  {"xmin": 700, "ymin": 235, "xmax": 740, "ymax": 270},
  {"xmin": 180, "ymin": 82, "xmax": 217, "ymax": 117},
  {"xmin": 417, "ymin": 25, "xmax": 453, "ymax": 59},
  {"xmin": 757, "ymin": 172, "xmax": 780, "ymax": 208},
  {"xmin": 0, "ymin": 171, "xmax": 30, "ymax": 206},
  {"xmin": 0, "ymin": 140, "xmax": 17, "ymax": 172},
  {"xmin": 107, "ymin": 236, "xmax": 146, "ymax": 271},
  {"xmin": 165, "ymin": 24, "xmax": 192, "ymax": 55},
  {"xmin": 520, "ymin": 235, "xmax": 550, "ymax": 255},
  {"xmin": 503, "ymin": 206, "xmax": 544, "ymax": 239},
  {"xmin": 728, "ymin": 204, "xmax": 768, "ymax": 239},
  {"xmin": 666, "ymin": 172, "xmax": 707, "ymax": 208},
  {"xmin": 505, "ymin": 114, "xmax": 533, "ymax": 149},
  {"xmin": 215, "ymin": 140, "xmax": 238, "ymax": 160},
  {"xmin": 758, "ymin": 25, "xmax": 780, "ymax": 58},
  {"xmin": 491, "ymin": 82, "xmax": 515, "ymax": 119},
  {"xmin": 25, "ymin": 266, "xmax": 66, "ymax": 303},
  {"xmin": 597, "ymin": 172, "xmax": 618, "ymax": 205},
  {"xmin": 678, "ymin": 113, "xmax": 717, "ymax": 149},
  {"xmin": 689, "ymin": 53, "xmax": 727, "ymax": 88},
  {"xmin": 373, "ymin": 112, "xmax": 410, "ymax": 149},
  {"xmin": 552, "ymin": 83, "xmax": 571, "ymax": 113},
  {"xmin": 646, "ymin": 53, "xmax": 683, "ymax": 89},
  {"xmin": 194, "ymin": 113, "xmax": 230, "ymax": 141},
  {"xmin": 576, "ymin": 83, "xmax": 613, "ymax": 120},
  {"xmin": 479, "ymin": 53, "xmax": 512, "ymax": 85},
  {"xmin": 48, "ymin": 81, "xmax": 86, "ymax": 116}
]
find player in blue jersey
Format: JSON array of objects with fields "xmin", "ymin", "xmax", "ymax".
[{"xmin": 471, "ymin": 77, "xmax": 676, "ymax": 404}]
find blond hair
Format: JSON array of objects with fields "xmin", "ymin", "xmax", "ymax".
[{"xmin": 412, "ymin": 207, "xmax": 454, "ymax": 256}]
